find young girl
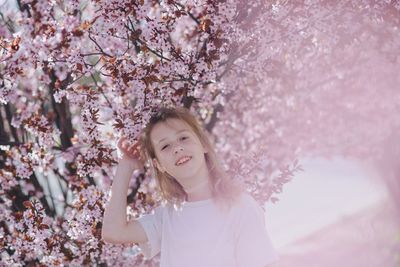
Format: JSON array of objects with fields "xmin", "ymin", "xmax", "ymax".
[{"xmin": 102, "ymin": 106, "xmax": 279, "ymax": 267}]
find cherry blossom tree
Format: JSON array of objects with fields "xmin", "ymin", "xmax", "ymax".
[
  {"xmin": 1, "ymin": 0, "xmax": 399, "ymax": 266},
  {"xmin": 213, "ymin": 0, "xmax": 400, "ymax": 211},
  {"xmin": 199, "ymin": 0, "xmax": 400, "ymax": 214}
]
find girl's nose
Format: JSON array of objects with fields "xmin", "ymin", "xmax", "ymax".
[{"xmin": 173, "ymin": 145, "xmax": 184, "ymax": 154}]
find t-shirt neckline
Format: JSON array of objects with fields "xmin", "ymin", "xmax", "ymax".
[{"xmin": 183, "ymin": 198, "xmax": 214, "ymax": 207}]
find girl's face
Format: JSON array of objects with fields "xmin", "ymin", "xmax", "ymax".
[{"xmin": 150, "ymin": 118, "xmax": 209, "ymax": 182}]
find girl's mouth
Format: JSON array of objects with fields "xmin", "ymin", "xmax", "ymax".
[{"xmin": 176, "ymin": 156, "xmax": 192, "ymax": 166}]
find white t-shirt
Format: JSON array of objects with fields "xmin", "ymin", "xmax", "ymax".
[{"xmin": 137, "ymin": 192, "xmax": 279, "ymax": 267}]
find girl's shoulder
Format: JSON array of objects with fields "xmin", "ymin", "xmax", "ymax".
[
  {"xmin": 228, "ymin": 192, "xmax": 266, "ymax": 233},
  {"xmin": 231, "ymin": 191, "xmax": 263, "ymax": 213},
  {"xmin": 237, "ymin": 191, "xmax": 259, "ymax": 205},
  {"xmin": 237, "ymin": 192, "xmax": 265, "ymax": 219}
]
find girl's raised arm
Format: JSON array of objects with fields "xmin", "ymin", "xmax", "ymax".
[{"xmin": 101, "ymin": 137, "xmax": 148, "ymax": 244}]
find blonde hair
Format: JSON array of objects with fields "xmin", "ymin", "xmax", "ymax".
[{"xmin": 139, "ymin": 106, "xmax": 244, "ymax": 210}]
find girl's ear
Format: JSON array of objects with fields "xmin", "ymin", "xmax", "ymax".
[
  {"xmin": 153, "ymin": 158, "xmax": 166, "ymax": 173},
  {"xmin": 201, "ymin": 143, "xmax": 209, "ymax": 154}
]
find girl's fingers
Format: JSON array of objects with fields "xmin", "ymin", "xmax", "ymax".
[
  {"xmin": 117, "ymin": 138, "xmax": 125, "ymax": 148},
  {"xmin": 128, "ymin": 142, "xmax": 140, "ymax": 151},
  {"xmin": 123, "ymin": 141, "xmax": 132, "ymax": 151},
  {"xmin": 117, "ymin": 136, "xmax": 142, "ymax": 159},
  {"xmin": 117, "ymin": 136, "xmax": 129, "ymax": 149}
]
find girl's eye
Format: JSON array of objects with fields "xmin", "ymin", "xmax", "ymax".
[
  {"xmin": 161, "ymin": 144, "xmax": 169, "ymax": 150},
  {"xmin": 161, "ymin": 137, "xmax": 188, "ymax": 150}
]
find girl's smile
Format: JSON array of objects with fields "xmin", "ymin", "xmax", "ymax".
[{"xmin": 175, "ymin": 156, "xmax": 192, "ymax": 166}]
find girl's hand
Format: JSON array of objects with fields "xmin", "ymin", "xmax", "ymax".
[{"xmin": 117, "ymin": 136, "xmax": 143, "ymax": 164}]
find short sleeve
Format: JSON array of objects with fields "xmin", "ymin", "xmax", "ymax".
[
  {"xmin": 234, "ymin": 195, "xmax": 280, "ymax": 267},
  {"xmin": 137, "ymin": 206, "xmax": 163, "ymax": 259}
]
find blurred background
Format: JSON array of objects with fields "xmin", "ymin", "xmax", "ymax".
[{"xmin": 264, "ymin": 156, "xmax": 399, "ymax": 267}]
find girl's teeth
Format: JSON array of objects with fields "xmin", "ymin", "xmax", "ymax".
[{"xmin": 178, "ymin": 157, "xmax": 190, "ymax": 165}]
